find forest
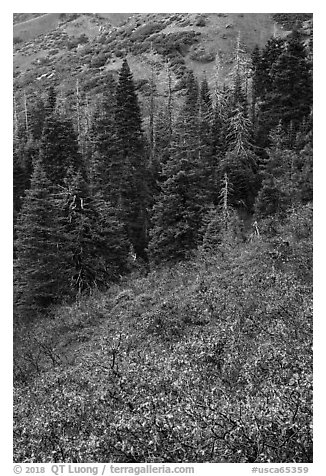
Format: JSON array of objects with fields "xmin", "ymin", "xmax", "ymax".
[{"xmin": 13, "ymin": 25, "xmax": 313, "ymax": 463}]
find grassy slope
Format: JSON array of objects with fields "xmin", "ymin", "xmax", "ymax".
[
  {"xmin": 14, "ymin": 206, "xmax": 313, "ymax": 463},
  {"xmin": 13, "ymin": 13, "xmax": 64, "ymax": 42},
  {"xmin": 97, "ymin": 13, "xmax": 133, "ymax": 25},
  {"xmin": 13, "ymin": 13, "xmax": 289, "ymax": 101},
  {"xmin": 13, "ymin": 13, "xmax": 46, "ymax": 25}
]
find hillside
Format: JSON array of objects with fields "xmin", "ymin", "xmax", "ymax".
[
  {"xmin": 13, "ymin": 13, "xmax": 45, "ymax": 25},
  {"xmin": 13, "ymin": 14, "xmax": 64, "ymax": 42},
  {"xmin": 14, "ymin": 206, "xmax": 313, "ymax": 463},
  {"xmin": 13, "ymin": 13, "xmax": 292, "ymax": 103},
  {"xmin": 13, "ymin": 12, "xmax": 313, "ymax": 465}
]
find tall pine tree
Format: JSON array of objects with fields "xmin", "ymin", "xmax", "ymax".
[
  {"xmin": 88, "ymin": 76, "xmax": 118, "ymax": 199},
  {"xmin": 115, "ymin": 59, "xmax": 149, "ymax": 261},
  {"xmin": 149, "ymin": 72, "xmax": 208, "ymax": 263},
  {"xmin": 15, "ymin": 158, "xmax": 67, "ymax": 318}
]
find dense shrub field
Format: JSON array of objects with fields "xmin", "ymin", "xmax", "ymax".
[{"xmin": 13, "ymin": 206, "xmax": 312, "ymax": 463}]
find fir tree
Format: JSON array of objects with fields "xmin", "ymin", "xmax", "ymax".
[
  {"xmin": 13, "ymin": 135, "xmax": 39, "ymax": 220},
  {"xmin": 59, "ymin": 171, "xmax": 130, "ymax": 293},
  {"xmin": 198, "ymin": 77, "xmax": 215, "ymax": 204},
  {"xmin": 219, "ymin": 99, "xmax": 258, "ymax": 210},
  {"xmin": 15, "ymin": 158, "xmax": 67, "ymax": 318},
  {"xmin": 254, "ymin": 123, "xmax": 302, "ymax": 217},
  {"xmin": 29, "ymin": 96, "xmax": 46, "ymax": 141},
  {"xmin": 210, "ymin": 85, "xmax": 231, "ymax": 204},
  {"xmin": 148, "ymin": 72, "xmax": 207, "ymax": 263},
  {"xmin": 45, "ymin": 85, "xmax": 57, "ymax": 116},
  {"xmin": 115, "ymin": 59, "xmax": 149, "ymax": 261},
  {"xmin": 202, "ymin": 173, "xmax": 244, "ymax": 252},
  {"xmin": 269, "ymin": 30, "xmax": 312, "ymax": 129},
  {"xmin": 88, "ymin": 77, "xmax": 118, "ymax": 199},
  {"xmin": 254, "ymin": 37, "xmax": 286, "ymax": 148},
  {"xmin": 255, "ymin": 32, "xmax": 312, "ymax": 147},
  {"xmin": 250, "ymin": 45, "xmax": 262, "ymax": 128},
  {"xmin": 40, "ymin": 113, "xmax": 82, "ymax": 186}
]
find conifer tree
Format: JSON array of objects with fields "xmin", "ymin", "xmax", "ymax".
[
  {"xmin": 210, "ymin": 85, "xmax": 231, "ymax": 205},
  {"xmin": 148, "ymin": 72, "xmax": 207, "ymax": 263},
  {"xmin": 88, "ymin": 77, "xmax": 118, "ymax": 199},
  {"xmin": 150, "ymin": 63, "xmax": 175, "ymax": 190},
  {"xmin": 202, "ymin": 173, "xmax": 243, "ymax": 252},
  {"xmin": 45, "ymin": 85, "xmax": 57, "ymax": 116},
  {"xmin": 29, "ymin": 96, "xmax": 46, "ymax": 141},
  {"xmin": 15, "ymin": 158, "xmax": 67, "ymax": 317},
  {"xmin": 294, "ymin": 141, "xmax": 313, "ymax": 204},
  {"xmin": 254, "ymin": 123, "xmax": 301, "ymax": 217},
  {"xmin": 198, "ymin": 77, "xmax": 214, "ymax": 202},
  {"xmin": 40, "ymin": 113, "xmax": 83, "ymax": 186},
  {"xmin": 253, "ymin": 37, "xmax": 285, "ymax": 148},
  {"xmin": 255, "ymin": 32, "xmax": 312, "ymax": 148},
  {"xmin": 115, "ymin": 59, "xmax": 149, "ymax": 261},
  {"xmin": 13, "ymin": 129, "xmax": 39, "ymax": 221},
  {"xmin": 269, "ymin": 30, "xmax": 312, "ymax": 130},
  {"xmin": 59, "ymin": 171, "xmax": 130, "ymax": 293},
  {"xmin": 250, "ymin": 45, "xmax": 261, "ymax": 123},
  {"xmin": 219, "ymin": 97, "xmax": 258, "ymax": 210}
]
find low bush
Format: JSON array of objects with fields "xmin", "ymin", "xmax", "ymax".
[
  {"xmin": 14, "ymin": 207, "xmax": 312, "ymax": 463},
  {"xmin": 195, "ymin": 15, "xmax": 206, "ymax": 27},
  {"xmin": 190, "ymin": 47, "xmax": 216, "ymax": 63},
  {"xmin": 13, "ymin": 36, "xmax": 23, "ymax": 45}
]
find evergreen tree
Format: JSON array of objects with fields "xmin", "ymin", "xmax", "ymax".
[
  {"xmin": 202, "ymin": 173, "xmax": 244, "ymax": 252},
  {"xmin": 219, "ymin": 100, "xmax": 258, "ymax": 210},
  {"xmin": 210, "ymin": 85, "xmax": 231, "ymax": 205},
  {"xmin": 294, "ymin": 141, "xmax": 313, "ymax": 204},
  {"xmin": 59, "ymin": 171, "xmax": 130, "ymax": 293},
  {"xmin": 40, "ymin": 113, "xmax": 82, "ymax": 186},
  {"xmin": 45, "ymin": 85, "xmax": 57, "ymax": 116},
  {"xmin": 254, "ymin": 123, "xmax": 302, "ymax": 217},
  {"xmin": 13, "ymin": 134, "xmax": 39, "ymax": 221},
  {"xmin": 148, "ymin": 72, "xmax": 207, "ymax": 263},
  {"xmin": 88, "ymin": 77, "xmax": 118, "ymax": 199},
  {"xmin": 29, "ymin": 96, "xmax": 46, "ymax": 141},
  {"xmin": 198, "ymin": 77, "xmax": 215, "ymax": 203},
  {"xmin": 115, "ymin": 59, "xmax": 149, "ymax": 261},
  {"xmin": 256, "ymin": 37, "xmax": 285, "ymax": 99},
  {"xmin": 269, "ymin": 29, "xmax": 312, "ymax": 130},
  {"xmin": 253, "ymin": 37, "xmax": 285, "ymax": 148},
  {"xmin": 250, "ymin": 45, "xmax": 262, "ymax": 129},
  {"xmin": 15, "ymin": 158, "xmax": 67, "ymax": 318},
  {"xmin": 255, "ymin": 32, "xmax": 312, "ymax": 147}
]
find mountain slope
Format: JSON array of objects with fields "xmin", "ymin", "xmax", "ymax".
[
  {"xmin": 14, "ymin": 205, "xmax": 313, "ymax": 463},
  {"xmin": 13, "ymin": 13, "xmax": 65, "ymax": 42},
  {"xmin": 13, "ymin": 13, "xmax": 291, "ymax": 102}
]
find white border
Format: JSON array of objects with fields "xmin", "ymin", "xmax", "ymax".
[{"xmin": 4, "ymin": 3, "xmax": 323, "ymax": 474}]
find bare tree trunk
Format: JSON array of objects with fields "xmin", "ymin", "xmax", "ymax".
[
  {"xmin": 167, "ymin": 64, "xmax": 173, "ymax": 140},
  {"xmin": 13, "ymin": 95, "xmax": 19, "ymax": 140},
  {"xmin": 23, "ymin": 91, "xmax": 29, "ymax": 134},
  {"xmin": 149, "ymin": 58, "xmax": 155, "ymax": 167},
  {"xmin": 76, "ymin": 78, "xmax": 81, "ymax": 138}
]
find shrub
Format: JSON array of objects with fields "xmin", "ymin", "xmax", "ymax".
[
  {"xmin": 77, "ymin": 33, "xmax": 89, "ymax": 45},
  {"xmin": 195, "ymin": 15, "xmax": 206, "ymax": 27},
  {"xmin": 190, "ymin": 47, "xmax": 216, "ymax": 63},
  {"xmin": 130, "ymin": 22, "xmax": 164, "ymax": 41},
  {"xmin": 90, "ymin": 53, "xmax": 108, "ymax": 68},
  {"xmin": 114, "ymin": 49, "xmax": 125, "ymax": 58},
  {"xmin": 13, "ymin": 208, "xmax": 312, "ymax": 463},
  {"xmin": 48, "ymin": 48, "xmax": 59, "ymax": 56}
]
